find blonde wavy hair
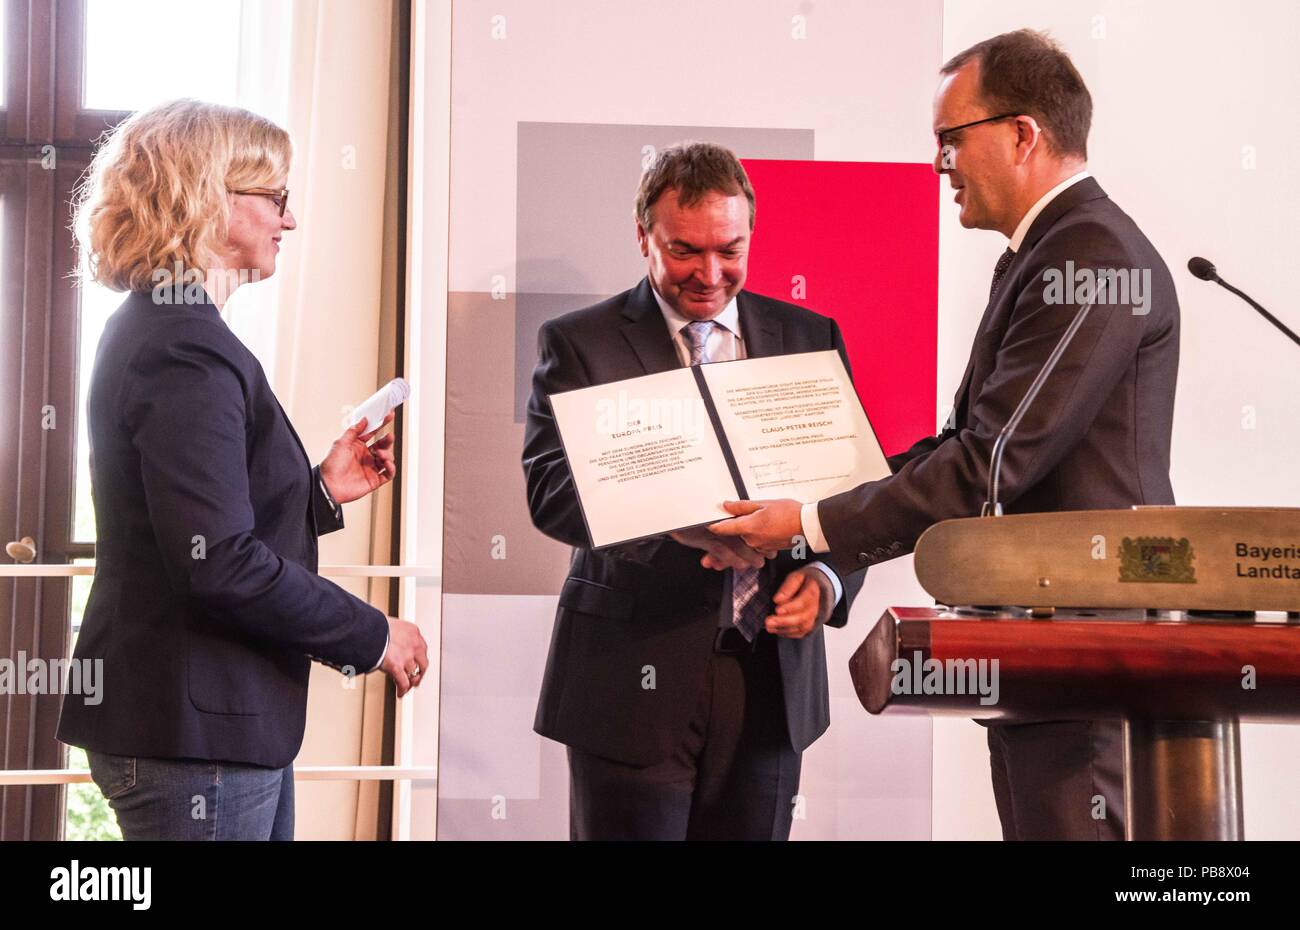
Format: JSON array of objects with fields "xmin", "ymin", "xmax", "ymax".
[{"xmin": 74, "ymin": 99, "xmax": 292, "ymax": 293}]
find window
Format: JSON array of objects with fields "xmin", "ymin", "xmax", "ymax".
[
  {"xmin": 82, "ymin": 0, "xmax": 243, "ymax": 112},
  {"xmin": 0, "ymin": 0, "xmax": 7, "ymax": 110},
  {"xmin": 71, "ymin": 274, "xmax": 118, "ymax": 543},
  {"xmin": 64, "ymin": 560, "xmax": 118, "ymax": 841},
  {"xmin": 0, "ymin": 0, "xmax": 255, "ymax": 842}
]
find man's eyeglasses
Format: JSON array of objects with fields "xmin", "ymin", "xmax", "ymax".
[
  {"xmin": 231, "ymin": 187, "xmax": 290, "ymax": 217},
  {"xmin": 934, "ymin": 113, "xmax": 1019, "ymax": 150}
]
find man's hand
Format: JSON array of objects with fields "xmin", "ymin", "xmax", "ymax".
[
  {"xmin": 708, "ymin": 499, "xmax": 804, "ymax": 552},
  {"xmin": 381, "ymin": 616, "xmax": 429, "ymax": 698},
  {"xmin": 670, "ymin": 526, "xmax": 774, "ymax": 572},
  {"xmin": 765, "ymin": 568, "xmax": 828, "ymax": 639},
  {"xmin": 320, "ymin": 413, "xmax": 397, "ymax": 504}
]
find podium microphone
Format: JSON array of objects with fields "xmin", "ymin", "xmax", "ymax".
[
  {"xmin": 1188, "ymin": 256, "xmax": 1300, "ymax": 348},
  {"xmin": 983, "ymin": 289, "xmax": 1102, "ymax": 518}
]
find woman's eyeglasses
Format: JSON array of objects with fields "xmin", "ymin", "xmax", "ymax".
[{"xmin": 231, "ymin": 187, "xmax": 290, "ymax": 217}]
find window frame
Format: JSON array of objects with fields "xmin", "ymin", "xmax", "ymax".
[{"xmin": 0, "ymin": 0, "xmax": 126, "ymax": 841}]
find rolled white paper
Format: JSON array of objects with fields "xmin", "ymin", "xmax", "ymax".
[{"xmin": 347, "ymin": 377, "xmax": 411, "ymax": 430}]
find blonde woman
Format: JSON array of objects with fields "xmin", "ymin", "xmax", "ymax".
[{"xmin": 57, "ymin": 99, "xmax": 427, "ymax": 840}]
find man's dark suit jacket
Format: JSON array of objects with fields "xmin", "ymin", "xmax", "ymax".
[
  {"xmin": 523, "ymin": 278, "xmax": 865, "ymax": 766},
  {"xmin": 819, "ymin": 177, "xmax": 1179, "ymax": 575},
  {"xmin": 57, "ymin": 290, "xmax": 388, "ymax": 769}
]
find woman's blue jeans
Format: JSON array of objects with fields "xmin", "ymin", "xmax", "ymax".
[{"xmin": 86, "ymin": 751, "xmax": 294, "ymax": 840}]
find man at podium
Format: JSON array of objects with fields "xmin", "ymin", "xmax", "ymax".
[{"xmin": 710, "ymin": 29, "xmax": 1181, "ymax": 840}]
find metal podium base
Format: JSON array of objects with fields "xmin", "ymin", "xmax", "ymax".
[{"xmin": 1124, "ymin": 719, "xmax": 1244, "ymax": 840}]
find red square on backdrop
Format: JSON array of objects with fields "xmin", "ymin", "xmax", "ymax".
[{"xmin": 741, "ymin": 159, "xmax": 939, "ymax": 456}]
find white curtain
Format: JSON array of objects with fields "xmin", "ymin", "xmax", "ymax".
[{"xmin": 224, "ymin": 0, "xmax": 402, "ymax": 840}]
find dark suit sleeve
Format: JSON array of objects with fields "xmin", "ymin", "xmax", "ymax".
[
  {"xmin": 121, "ymin": 323, "xmax": 388, "ymax": 672},
  {"xmin": 817, "ymin": 223, "xmax": 1154, "ymax": 578},
  {"xmin": 886, "ymin": 431, "xmax": 951, "ymax": 474},
  {"xmin": 521, "ymin": 320, "xmax": 663, "ymax": 563},
  {"xmin": 310, "ymin": 465, "xmax": 345, "ymax": 535},
  {"xmin": 829, "ymin": 316, "xmax": 851, "ymax": 373}
]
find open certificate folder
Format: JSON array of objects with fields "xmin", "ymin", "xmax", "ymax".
[{"xmin": 547, "ymin": 349, "xmax": 892, "ymax": 548}]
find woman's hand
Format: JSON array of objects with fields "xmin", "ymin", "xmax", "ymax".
[
  {"xmin": 381, "ymin": 616, "xmax": 429, "ymax": 698},
  {"xmin": 320, "ymin": 413, "xmax": 397, "ymax": 504}
]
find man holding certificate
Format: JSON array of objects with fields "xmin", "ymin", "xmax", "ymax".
[
  {"xmin": 709, "ymin": 31, "xmax": 1181, "ymax": 840},
  {"xmin": 522, "ymin": 142, "xmax": 869, "ymax": 840}
]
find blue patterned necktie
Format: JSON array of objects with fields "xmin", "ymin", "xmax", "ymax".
[
  {"xmin": 682, "ymin": 319, "xmax": 766, "ymax": 641},
  {"xmin": 682, "ymin": 320, "xmax": 716, "ymax": 366}
]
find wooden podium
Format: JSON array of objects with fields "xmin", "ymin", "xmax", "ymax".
[{"xmin": 848, "ymin": 506, "xmax": 1300, "ymax": 840}]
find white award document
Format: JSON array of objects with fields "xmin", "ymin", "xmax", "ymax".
[
  {"xmin": 346, "ymin": 377, "xmax": 411, "ymax": 429},
  {"xmin": 548, "ymin": 350, "xmax": 890, "ymax": 549},
  {"xmin": 697, "ymin": 349, "xmax": 892, "ymax": 502},
  {"xmin": 547, "ymin": 367, "xmax": 741, "ymax": 548}
]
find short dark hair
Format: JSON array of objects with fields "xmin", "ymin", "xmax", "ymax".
[
  {"xmin": 941, "ymin": 29, "xmax": 1092, "ymax": 159},
  {"xmin": 635, "ymin": 141, "xmax": 756, "ymax": 231}
]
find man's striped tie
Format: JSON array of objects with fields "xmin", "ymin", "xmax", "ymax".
[{"xmin": 682, "ymin": 320, "xmax": 766, "ymax": 641}]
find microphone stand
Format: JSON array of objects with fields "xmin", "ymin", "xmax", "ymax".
[
  {"xmin": 1191, "ymin": 260, "xmax": 1299, "ymax": 618},
  {"xmin": 1207, "ymin": 274, "xmax": 1300, "ymax": 348},
  {"xmin": 983, "ymin": 290, "xmax": 1102, "ymax": 517}
]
